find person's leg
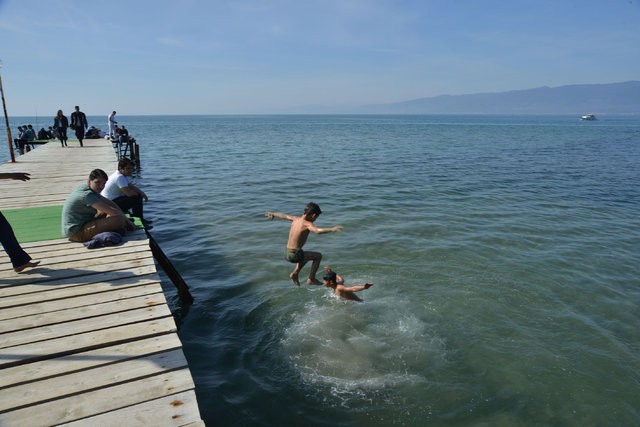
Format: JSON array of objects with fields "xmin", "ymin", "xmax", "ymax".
[
  {"xmin": 303, "ymin": 251, "xmax": 323, "ymax": 285},
  {"xmin": 289, "ymin": 260, "xmax": 306, "ymax": 286},
  {"xmin": 0, "ymin": 211, "xmax": 38, "ymax": 271},
  {"xmin": 113, "ymin": 195, "xmax": 144, "ymax": 219},
  {"xmin": 76, "ymin": 128, "xmax": 84, "ymax": 147},
  {"xmin": 68, "ymin": 215, "xmax": 132, "ymax": 242}
]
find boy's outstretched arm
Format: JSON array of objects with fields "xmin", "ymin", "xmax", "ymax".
[
  {"xmin": 307, "ymin": 224, "xmax": 344, "ymax": 234},
  {"xmin": 339, "ymin": 282, "xmax": 373, "ymax": 293},
  {"xmin": 265, "ymin": 211, "xmax": 295, "ymax": 221}
]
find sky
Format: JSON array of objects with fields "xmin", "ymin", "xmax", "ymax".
[{"xmin": 0, "ymin": 0, "xmax": 639, "ymax": 116}]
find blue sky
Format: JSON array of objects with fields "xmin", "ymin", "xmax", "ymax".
[{"xmin": 1, "ymin": 0, "xmax": 638, "ymax": 115}]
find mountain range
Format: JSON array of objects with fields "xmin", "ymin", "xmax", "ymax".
[{"xmin": 296, "ymin": 81, "xmax": 640, "ymax": 115}]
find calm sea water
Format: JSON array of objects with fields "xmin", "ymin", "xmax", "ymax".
[{"xmin": 3, "ymin": 115, "xmax": 640, "ymax": 426}]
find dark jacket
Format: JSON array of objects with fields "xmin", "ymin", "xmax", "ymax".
[
  {"xmin": 54, "ymin": 114, "xmax": 69, "ymax": 129},
  {"xmin": 71, "ymin": 111, "xmax": 88, "ymax": 130}
]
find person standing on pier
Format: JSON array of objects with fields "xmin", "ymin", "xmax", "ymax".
[
  {"xmin": 265, "ymin": 202, "xmax": 343, "ymax": 286},
  {"xmin": 70, "ymin": 105, "xmax": 88, "ymax": 147},
  {"xmin": 62, "ymin": 169, "xmax": 135, "ymax": 242},
  {"xmin": 108, "ymin": 111, "xmax": 117, "ymax": 138},
  {"xmin": 0, "ymin": 173, "xmax": 40, "ymax": 273},
  {"xmin": 54, "ymin": 109, "xmax": 69, "ymax": 147}
]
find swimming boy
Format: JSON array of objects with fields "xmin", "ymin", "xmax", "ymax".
[
  {"xmin": 323, "ymin": 270, "xmax": 373, "ymax": 302},
  {"xmin": 265, "ymin": 202, "xmax": 343, "ymax": 286},
  {"xmin": 324, "ymin": 265, "xmax": 344, "ymax": 284}
]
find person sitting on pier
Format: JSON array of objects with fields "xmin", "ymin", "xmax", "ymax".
[
  {"xmin": 62, "ymin": 169, "xmax": 135, "ymax": 242},
  {"xmin": 101, "ymin": 159, "xmax": 153, "ymax": 229},
  {"xmin": 115, "ymin": 125, "xmax": 133, "ymax": 158},
  {"xmin": 13, "ymin": 126, "xmax": 24, "ymax": 150},
  {"xmin": 37, "ymin": 127, "xmax": 48, "ymax": 140},
  {"xmin": 24, "ymin": 125, "xmax": 36, "ymax": 150},
  {"xmin": 85, "ymin": 126, "xmax": 101, "ymax": 139}
]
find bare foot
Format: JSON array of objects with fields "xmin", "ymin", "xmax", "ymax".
[
  {"xmin": 14, "ymin": 260, "xmax": 40, "ymax": 273},
  {"xmin": 307, "ymin": 278, "xmax": 322, "ymax": 286},
  {"xmin": 289, "ymin": 272, "xmax": 300, "ymax": 286}
]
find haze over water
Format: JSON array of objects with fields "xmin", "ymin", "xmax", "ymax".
[{"xmin": 3, "ymin": 114, "xmax": 639, "ymax": 426}]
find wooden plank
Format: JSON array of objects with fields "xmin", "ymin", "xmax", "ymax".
[
  {"xmin": 0, "ymin": 267, "xmax": 159, "ymax": 300},
  {"xmin": 59, "ymin": 390, "xmax": 203, "ymax": 427},
  {"xmin": 0, "ymin": 274, "xmax": 160, "ymax": 308},
  {"xmin": 0, "ymin": 291, "xmax": 167, "ymax": 332},
  {"xmin": 0, "ymin": 316, "xmax": 177, "ymax": 367},
  {"xmin": 0, "ymin": 236, "xmax": 153, "ymax": 274},
  {"xmin": 0, "ymin": 282, "xmax": 163, "ymax": 320},
  {"xmin": 0, "ymin": 348, "xmax": 188, "ymax": 412},
  {"xmin": 0, "ymin": 257, "xmax": 158, "ymax": 285},
  {"xmin": 0, "ymin": 303, "xmax": 173, "ymax": 349},
  {"xmin": 0, "ymin": 334, "xmax": 183, "ymax": 388},
  {"xmin": 0, "ymin": 233, "xmax": 151, "ymax": 261},
  {"xmin": 0, "ymin": 368, "xmax": 197, "ymax": 426}
]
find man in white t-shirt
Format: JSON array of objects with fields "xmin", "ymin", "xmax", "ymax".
[
  {"xmin": 107, "ymin": 111, "xmax": 117, "ymax": 138},
  {"xmin": 101, "ymin": 158, "xmax": 153, "ymax": 229}
]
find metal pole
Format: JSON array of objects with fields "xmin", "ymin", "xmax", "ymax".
[{"xmin": 0, "ymin": 69, "xmax": 16, "ymax": 163}]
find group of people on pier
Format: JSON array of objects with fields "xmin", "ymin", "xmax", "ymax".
[
  {"xmin": 1, "ymin": 158, "xmax": 151, "ymax": 273},
  {"xmin": 12, "ymin": 108, "xmax": 129, "ymax": 151}
]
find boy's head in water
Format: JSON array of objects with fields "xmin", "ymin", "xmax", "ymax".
[{"xmin": 322, "ymin": 271, "xmax": 338, "ymax": 289}]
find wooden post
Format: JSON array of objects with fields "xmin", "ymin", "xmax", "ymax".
[
  {"xmin": 134, "ymin": 143, "xmax": 140, "ymax": 162},
  {"xmin": 146, "ymin": 230, "xmax": 194, "ymax": 304},
  {"xmin": 0, "ymin": 69, "xmax": 16, "ymax": 163}
]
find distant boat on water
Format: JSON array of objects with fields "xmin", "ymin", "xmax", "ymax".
[{"xmin": 581, "ymin": 113, "xmax": 597, "ymax": 121}]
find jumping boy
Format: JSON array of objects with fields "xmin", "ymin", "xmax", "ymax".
[
  {"xmin": 265, "ymin": 202, "xmax": 343, "ymax": 286},
  {"xmin": 323, "ymin": 270, "xmax": 373, "ymax": 302}
]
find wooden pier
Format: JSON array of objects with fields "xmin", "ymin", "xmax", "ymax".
[{"xmin": 0, "ymin": 139, "xmax": 204, "ymax": 426}]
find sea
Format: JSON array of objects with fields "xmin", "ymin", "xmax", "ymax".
[{"xmin": 2, "ymin": 114, "xmax": 640, "ymax": 426}]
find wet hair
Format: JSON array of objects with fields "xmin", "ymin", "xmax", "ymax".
[
  {"xmin": 323, "ymin": 271, "xmax": 337, "ymax": 283},
  {"xmin": 89, "ymin": 169, "xmax": 108, "ymax": 181},
  {"xmin": 118, "ymin": 158, "xmax": 134, "ymax": 169},
  {"xmin": 304, "ymin": 202, "xmax": 322, "ymax": 216}
]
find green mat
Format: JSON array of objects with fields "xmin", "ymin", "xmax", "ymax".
[
  {"xmin": 3, "ymin": 205, "xmax": 143, "ymax": 244},
  {"xmin": 3, "ymin": 205, "xmax": 64, "ymax": 243}
]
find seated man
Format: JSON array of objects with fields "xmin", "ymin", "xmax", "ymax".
[
  {"xmin": 24, "ymin": 125, "xmax": 36, "ymax": 149},
  {"xmin": 62, "ymin": 169, "xmax": 135, "ymax": 242},
  {"xmin": 13, "ymin": 126, "xmax": 24, "ymax": 149},
  {"xmin": 101, "ymin": 158, "xmax": 152, "ymax": 229},
  {"xmin": 118, "ymin": 125, "xmax": 135, "ymax": 157}
]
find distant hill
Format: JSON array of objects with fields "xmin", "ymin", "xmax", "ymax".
[{"xmin": 353, "ymin": 81, "xmax": 640, "ymax": 115}]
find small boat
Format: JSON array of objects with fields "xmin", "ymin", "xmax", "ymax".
[{"xmin": 581, "ymin": 113, "xmax": 597, "ymax": 121}]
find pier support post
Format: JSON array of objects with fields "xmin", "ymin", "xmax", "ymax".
[{"xmin": 146, "ymin": 230, "xmax": 194, "ymax": 304}]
